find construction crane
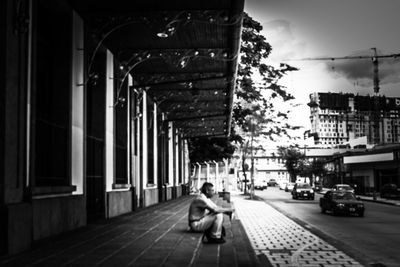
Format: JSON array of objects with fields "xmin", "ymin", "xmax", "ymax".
[{"xmin": 286, "ymin": 48, "xmax": 400, "ymax": 144}]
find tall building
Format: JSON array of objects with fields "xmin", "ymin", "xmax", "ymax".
[{"xmin": 308, "ymin": 92, "xmax": 400, "ymax": 147}]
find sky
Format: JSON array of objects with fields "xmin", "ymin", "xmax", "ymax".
[{"xmin": 244, "ymin": 0, "xmax": 400, "ymax": 141}]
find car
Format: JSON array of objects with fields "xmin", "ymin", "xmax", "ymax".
[
  {"xmin": 313, "ymin": 182, "xmax": 322, "ymax": 192},
  {"xmin": 285, "ymin": 182, "xmax": 295, "ymax": 192},
  {"xmin": 254, "ymin": 179, "xmax": 268, "ymax": 190},
  {"xmin": 319, "ymin": 190, "xmax": 364, "ymax": 217},
  {"xmin": 331, "ymin": 184, "xmax": 355, "ymax": 193},
  {"xmin": 292, "ymin": 183, "xmax": 315, "ymax": 200},
  {"xmin": 279, "ymin": 182, "xmax": 287, "ymax": 190},
  {"xmin": 380, "ymin": 183, "xmax": 400, "ymax": 199},
  {"xmin": 267, "ymin": 179, "xmax": 278, "ymax": 186}
]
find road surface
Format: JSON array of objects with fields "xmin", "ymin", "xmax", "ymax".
[{"xmin": 255, "ymin": 186, "xmax": 400, "ymax": 267}]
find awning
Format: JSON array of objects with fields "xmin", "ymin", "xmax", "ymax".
[{"xmin": 70, "ymin": 0, "xmax": 244, "ymax": 138}]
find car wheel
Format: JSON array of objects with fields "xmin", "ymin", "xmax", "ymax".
[
  {"xmin": 358, "ymin": 212, "xmax": 364, "ymax": 217},
  {"xmin": 292, "ymin": 195, "xmax": 295, "ymax": 199},
  {"xmin": 310, "ymin": 197, "xmax": 315, "ymax": 200},
  {"xmin": 320, "ymin": 207, "xmax": 326, "ymax": 213}
]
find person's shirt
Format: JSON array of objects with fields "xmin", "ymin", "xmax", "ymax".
[{"xmin": 188, "ymin": 193, "xmax": 218, "ymax": 222}]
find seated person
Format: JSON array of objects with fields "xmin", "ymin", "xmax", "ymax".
[{"xmin": 188, "ymin": 182, "xmax": 234, "ymax": 243}]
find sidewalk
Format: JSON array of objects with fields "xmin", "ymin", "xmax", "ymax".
[
  {"xmin": 2, "ymin": 190, "xmax": 394, "ymax": 267},
  {"xmin": 231, "ymin": 192, "xmax": 364, "ymax": 267},
  {"xmin": 0, "ymin": 194, "xmax": 259, "ymax": 267}
]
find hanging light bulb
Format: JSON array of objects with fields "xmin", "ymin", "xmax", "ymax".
[
  {"xmin": 157, "ymin": 31, "xmax": 168, "ymax": 38},
  {"xmin": 180, "ymin": 58, "xmax": 189, "ymax": 68}
]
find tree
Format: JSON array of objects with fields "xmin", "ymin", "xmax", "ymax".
[
  {"xmin": 189, "ymin": 12, "xmax": 299, "ymax": 164},
  {"xmin": 278, "ymin": 146, "xmax": 305, "ymax": 183},
  {"xmin": 304, "ymin": 158, "xmax": 327, "ymax": 186}
]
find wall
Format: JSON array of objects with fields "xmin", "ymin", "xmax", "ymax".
[
  {"xmin": 32, "ymin": 196, "xmax": 86, "ymax": 241},
  {"xmin": 166, "ymin": 186, "xmax": 173, "ymax": 201},
  {"xmin": 106, "ymin": 191, "xmax": 133, "ymax": 218},
  {"xmin": 143, "ymin": 187, "xmax": 159, "ymax": 207},
  {"xmin": 3, "ymin": 203, "xmax": 32, "ymax": 254},
  {"xmin": 175, "ymin": 185, "xmax": 182, "ymax": 198}
]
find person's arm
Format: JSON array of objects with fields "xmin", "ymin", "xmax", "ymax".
[
  {"xmin": 213, "ymin": 206, "xmax": 234, "ymax": 215},
  {"xmin": 202, "ymin": 197, "xmax": 234, "ymax": 214}
]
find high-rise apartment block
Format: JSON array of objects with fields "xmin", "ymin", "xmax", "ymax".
[{"xmin": 308, "ymin": 92, "xmax": 400, "ymax": 147}]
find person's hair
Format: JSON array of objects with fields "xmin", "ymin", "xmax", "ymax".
[{"xmin": 201, "ymin": 182, "xmax": 214, "ymax": 194}]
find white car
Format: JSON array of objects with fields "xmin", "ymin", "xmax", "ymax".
[
  {"xmin": 279, "ymin": 182, "xmax": 287, "ymax": 190},
  {"xmin": 285, "ymin": 182, "xmax": 295, "ymax": 192},
  {"xmin": 254, "ymin": 179, "xmax": 268, "ymax": 190}
]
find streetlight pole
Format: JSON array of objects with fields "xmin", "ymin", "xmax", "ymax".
[{"xmin": 250, "ymin": 118, "xmax": 255, "ymax": 199}]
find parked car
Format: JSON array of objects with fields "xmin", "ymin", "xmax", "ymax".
[
  {"xmin": 380, "ymin": 184, "xmax": 400, "ymax": 199},
  {"xmin": 313, "ymin": 182, "xmax": 322, "ymax": 192},
  {"xmin": 254, "ymin": 179, "xmax": 268, "ymax": 190},
  {"xmin": 292, "ymin": 183, "xmax": 315, "ymax": 200},
  {"xmin": 267, "ymin": 179, "xmax": 278, "ymax": 186},
  {"xmin": 285, "ymin": 182, "xmax": 295, "ymax": 192},
  {"xmin": 331, "ymin": 184, "xmax": 355, "ymax": 193},
  {"xmin": 279, "ymin": 182, "xmax": 287, "ymax": 190},
  {"xmin": 319, "ymin": 190, "xmax": 364, "ymax": 217}
]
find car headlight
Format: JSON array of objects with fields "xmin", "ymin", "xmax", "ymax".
[
  {"xmin": 336, "ymin": 203, "xmax": 345, "ymax": 208},
  {"xmin": 357, "ymin": 204, "xmax": 364, "ymax": 208},
  {"xmin": 297, "ymin": 189, "xmax": 301, "ymax": 192},
  {"xmin": 310, "ymin": 189, "xmax": 314, "ymax": 193}
]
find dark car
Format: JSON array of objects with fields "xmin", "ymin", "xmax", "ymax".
[
  {"xmin": 267, "ymin": 179, "xmax": 278, "ymax": 186},
  {"xmin": 331, "ymin": 184, "xmax": 355, "ymax": 193},
  {"xmin": 319, "ymin": 191, "xmax": 364, "ymax": 217},
  {"xmin": 292, "ymin": 183, "xmax": 315, "ymax": 200},
  {"xmin": 313, "ymin": 182, "xmax": 322, "ymax": 192},
  {"xmin": 380, "ymin": 184, "xmax": 400, "ymax": 199}
]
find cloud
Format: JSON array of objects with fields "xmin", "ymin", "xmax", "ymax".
[
  {"xmin": 262, "ymin": 19, "xmax": 307, "ymax": 61},
  {"xmin": 324, "ymin": 49, "xmax": 400, "ymax": 87}
]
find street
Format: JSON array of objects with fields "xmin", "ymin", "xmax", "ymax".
[{"xmin": 255, "ymin": 186, "xmax": 400, "ymax": 267}]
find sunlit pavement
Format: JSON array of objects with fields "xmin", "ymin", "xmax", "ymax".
[{"xmin": 231, "ymin": 192, "xmax": 364, "ymax": 267}]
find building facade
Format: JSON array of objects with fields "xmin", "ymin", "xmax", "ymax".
[
  {"xmin": 0, "ymin": 0, "xmax": 243, "ymax": 255},
  {"xmin": 308, "ymin": 92, "xmax": 400, "ymax": 147},
  {"xmin": 323, "ymin": 144, "xmax": 400, "ymax": 195},
  {"xmin": 237, "ymin": 149, "xmax": 290, "ymax": 186}
]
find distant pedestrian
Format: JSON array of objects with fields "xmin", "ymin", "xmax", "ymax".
[{"xmin": 188, "ymin": 182, "xmax": 234, "ymax": 243}]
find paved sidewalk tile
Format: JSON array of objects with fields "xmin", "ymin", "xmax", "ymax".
[{"xmin": 232, "ymin": 194, "xmax": 364, "ymax": 267}]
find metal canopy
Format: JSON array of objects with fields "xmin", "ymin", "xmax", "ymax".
[{"xmin": 70, "ymin": 0, "xmax": 244, "ymax": 138}]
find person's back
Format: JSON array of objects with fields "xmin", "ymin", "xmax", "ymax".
[{"xmin": 188, "ymin": 194, "xmax": 210, "ymax": 222}]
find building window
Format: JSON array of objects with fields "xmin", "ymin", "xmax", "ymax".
[
  {"xmin": 146, "ymin": 99, "xmax": 155, "ymax": 184},
  {"xmin": 115, "ymin": 72, "xmax": 128, "ymax": 185},
  {"xmin": 34, "ymin": 1, "xmax": 72, "ymax": 186}
]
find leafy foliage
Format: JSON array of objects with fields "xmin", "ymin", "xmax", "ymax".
[
  {"xmin": 189, "ymin": 12, "xmax": 299, "ymax": 163},
  {"xmin": 278, "ymin": 146, "xmax": 327, "ymax": 184},
  {"xmin": 188, "ymin": 137, "xmax": 236, "ymax": 163},
  {"xmin": 277, "ymin": 146, "xmax": 305, "ymax": 182},
  {"xmin": 299, "ymin": 158, "xmax": 327, "ymax": 186}
]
